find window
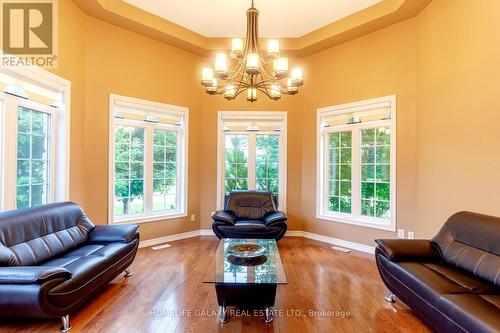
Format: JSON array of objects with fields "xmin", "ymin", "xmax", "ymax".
[
  {"xmin": 16, "ymin": 107, "xmax": 52, "ymax": 208},
  {"xmin": 109, "ymin": 94, "xmax": 188, "ymax": 224},
  {"xmin": 217, "ymin": 112, "xmax": 287, "ymax": 210},
  {"xmin": 0, "ymin": 67, "xmax": 70, "ymax": 211},
  {"xmin": 317, "ymin": 96, "xmax": 396, "ymax": 231}
]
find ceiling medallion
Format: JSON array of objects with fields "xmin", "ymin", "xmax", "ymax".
[{"xmin": 200, "ymin": 0, "xmax": 303, "ymax": 102}]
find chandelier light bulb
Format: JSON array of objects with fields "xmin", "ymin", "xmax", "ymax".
[
  {"xmin": 267, "ymin": 39, "xmax": 280, "ymax": 58},
  {"xmin": 291, "ymin": 68, "xmax": 303, "ymax": 86},
  {"xmin": 273, "ymin": 57, "xmax": 288, "ymax": 79},
  {"xmin": 206, "ymin": 78, "xmax": 218, "ymax": 94},
  {"xmin": 201, "ymin": 68, "xmax": 214, "ymax": 86},
  {"xmin": 214, "ymin": 53, "xmax": 228, "ymax": 79},
  {"xmin": 231, "ymin": 38, "xmax": 244, "ymax": 58},
  {"xmin": 224, "ymin": 85, "xmax": 236, "ymax": 100},
  {"xmin": 247, "ymin": 87, "xmax": 257, "ymax": 102},
  {"xmin": 287, "ymin": 78, "xmax": 298, "ymax": 95},
  {"xmin": 246, "ymin": 53, "xmax": 260, "ymax": 75},
  {"xmin": 270, "ymin": 84, "xmax": 281, "ymax": 100}
]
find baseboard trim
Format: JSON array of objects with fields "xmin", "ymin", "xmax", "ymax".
[
  {"xmin": 139, "ymin": 230, "xmax": 202, "ymax": 248},
  {"xmin": 140, "ymin": 229, "xmax": 375, "ymax": 254},
  {"xmin": 285, "ymin": 231, "xmax": 375, "ymax": 254},
  {"xmin": 200, "ymin": 229, "xmax": 216, "ymax": 236}
]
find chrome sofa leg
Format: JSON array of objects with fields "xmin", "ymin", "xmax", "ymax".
[
  {"xmin": 263, "ymin": 306, "xmax": 274, "ymax": 323},
  {"xmin": 219, "ymin": 305, "xmax": 230, "ymax": 323},
  {"xmin": 384, "ymin": 291, "xmax": 396, "ymax": 303},
  {"xmin": 124, "ymin": 269, "xmax": 132, "ymax": 277},
  {"xmin": 60, "ymin": 314, "xmax": 71, "ymax": 332}
]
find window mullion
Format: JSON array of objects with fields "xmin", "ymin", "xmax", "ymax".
[
  {"xmin": 144, "ymin": 125, "xmax": 153, "ymax": 214},
  {"xmin": 351, "ymin": 128, "xmax": 361, "ymax": 218},
  {"xmin": 322, "ymin": 130, "xmax": 329, "ymax": 215},
  {"xmin": 50, "ymin": 113, "xmax": 57, "ymax": 203},
  {"xmin": 248, "ymin": 133, "xmax": 256, "ymax": 190},
  {"xmin": 3, "ymin": 98, "xmax": 18, "ymax": 210},
  {"xmin": 176, "ymin": 128, "xmax": 182, "ymax": 213}
]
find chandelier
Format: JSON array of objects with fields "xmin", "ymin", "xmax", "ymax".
[{"xmin": 200, "ymin": 0, "xmax": 303, "ymax": 102}]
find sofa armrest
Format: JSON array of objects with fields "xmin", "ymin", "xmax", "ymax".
[
  {"xmin": 375, "ymin": 239, "xmax": 440, "ymax": 262},
  {"xmin": 212, "ymin": 210, "xmax": 236, "ymax": 225},
  {"xmin": 0, "ymin": 266, "xmax": 71, "ymax": 285},
  {"xmin": 88, "ymin": 224, "xmax": 139, "ymax": 244},
  {"xmin": 264, "ymin": 211, "xmax": 287, "ymax": 226}
]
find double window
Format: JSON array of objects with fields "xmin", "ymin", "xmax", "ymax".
[
  {"xmin": 109, "ymin": 94, "xmax": 188, "ymax": 224},
  {"xmin": 217, "ymin": 112, "xmax": 287, "ymax": 210},
  {"xmin": 0, "ymin": 68, "xmax": 70, "ymax": 211},
  {"xmin": 317, "ymin": 96, "xmax": 396, "ymax": 231}
]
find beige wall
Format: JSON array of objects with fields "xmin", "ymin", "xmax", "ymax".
[
  {"xmin": 299, "ymin": 0, "xmax": 500, "ymax": 245},
  {"xmin": 300, "ymin": 18, "xmax": 418, "ymax": 244},
  {"xmin": 48, "ymin": 0, "xmax": 87, "ymax": 205},
  {"xmin": 82, "ymin": 17, "xmax": 203, "ymax": 240},
  {"xmin": 49, "ymin": 0, "xmax": 500, "ymax": 244},
  {"xmin": 415, "ymin": 0, "xmax": 500, "ymax": 237}
]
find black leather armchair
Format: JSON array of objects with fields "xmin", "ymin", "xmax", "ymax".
[
  {"xmin": 0, "ymin": 202, "xmax": 139, "ymax": 332},
  {"xmin": 375, "ymin": 211, "xmax": 500, "ymax": 333},
  {"xmin": 212, "ymin": 191, "xmax": 287, "ymax": 241}
]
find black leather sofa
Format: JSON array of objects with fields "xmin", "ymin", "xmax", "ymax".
[
  {"xmin": 0, "ymin": 202, "xmax": 139, "ymax": 331},
  {"xmin": 375, "ymin": 211, "xmax": 500, "ymax": 333},
  {"xmin": 212, "ymin": 191, "xmax": 287, "ymax": 241}
]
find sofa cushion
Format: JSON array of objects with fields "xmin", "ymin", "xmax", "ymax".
[
  {"xmin": 386, "ymin": 261, "xmax": 470, "ymax": 304},
  {"xmin": 422, "ymin": 263, "xmax": 498, "ymax": 294},
  {"xmin": 44, "ymin": 241, "xmax": 137, "ymax": 307},
  {"xmin": 234, "ymin": 220, "xmax": 267, "ymax": 228},
  {"xmin": 439, "ymin": 294, "xmax": 500, "ymax": 333},
  {"xmin": 432, "ymin": 211, "xmax": 500, "ymax": 287},
  {"xmin": 0, "ymin": 202, "xmax": 95, "ymax": 266},
  {"xmin": 225, "ymin": 191, "xmax": 275, "ymax": 220}
]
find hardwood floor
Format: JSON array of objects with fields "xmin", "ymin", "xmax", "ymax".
[{"xmin": 0, "ymin": 236, "xmax": 431, "ymax": 333}]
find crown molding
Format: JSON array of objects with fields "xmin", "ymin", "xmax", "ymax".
[{"xmin": 71, "ymin": 0, "xmax": 432, "ymax": 58}]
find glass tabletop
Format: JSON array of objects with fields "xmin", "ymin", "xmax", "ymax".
[{"xmin": 203, "ymin": 239, "xmax": 287, "ymax": 284}]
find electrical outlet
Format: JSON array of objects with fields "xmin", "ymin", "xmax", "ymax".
[
  {"xmin": 397, "ymin": 229, "xmax": 405, "ymax": 239},
  {"xmin": 190, "ymin": 214, "xmax": 196, "ymax": 222},
  {"xmin": 407, "ymin": 231, "xmax": 415, "ymax": 239}
]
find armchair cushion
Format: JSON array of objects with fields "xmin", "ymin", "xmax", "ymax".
[
  {"xmin": 88, "ymin": 225, "xmax": 138, "ymax": 244},
  {"xmin": 375, "ymin": 239, "xmax": 440, "ymax": 262},
  {"xmin": 264, "ymin": 211, "xmax": 287, "ymax": 226},
  {"xmin": 0, "ymin": 266, "xmax": 71, "ymax": 285},
  {"xmin": 212, "ymin": 211, "xmax": 237, "ymax": 225}
]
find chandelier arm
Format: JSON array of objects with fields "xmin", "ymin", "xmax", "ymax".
[
  {"xmin": 233, "ymin": 88, "xmax": 248, "ymax": 99},
  {"xmin": 259, "ymin": 74, "xmax": 273, "ymax": 96},
  {"xmin": 259, "ymin": 62, "xmax": 279, "ymax": 81},
  {"xmin": 217, "ymin": 79, "xmax": 249, "ymax": 95},
  {"xmin": 227, "ymin": 61, "xmax": 245, "ymax": 81},
  {"xmin": 255, "ymin": 79, "xmax": 279, "ymax": 87},
  {"xmin": 256, "ymin": 86, "xmax": 273, "ymax": 99}
]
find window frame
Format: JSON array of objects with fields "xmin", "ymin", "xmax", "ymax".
[
  {"xmin": 317, "ymin": 95, "xmax": 396, "ymax": 231},
  {"xmin": 108, "ymin": 94, "xmax": 188, "ymax": 225},
  {"xmin": 0, "ymin": 66, "xmax": 70, "ymax": 211},
  {"xmin": 216, "ymin": 111, "xmax": 287, "ymax": 211}
]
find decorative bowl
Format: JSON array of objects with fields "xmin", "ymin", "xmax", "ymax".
[{"xmin": 226, "ymin": 243, "xmax": 266, "ymax": 259}]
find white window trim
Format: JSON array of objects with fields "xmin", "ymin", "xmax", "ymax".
[
  {"xmin": 108, "ymin": 94, "xmax": 188, "ymax": 225},
  {"xmin": 216, "ymin": 111, "xmax": 287, "ymax": 211},
  {"xmin": 0, "ymin": 66, "xmax": 71, "ymax": 211},
  {"xmin": 316, "ymin": 95, "xmax": 397, "ymax": 231}
]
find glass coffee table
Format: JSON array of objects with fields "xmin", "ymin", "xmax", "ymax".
[{"xmin": 204, "ymin": 239, "xmax": 287, "ymax": 323}]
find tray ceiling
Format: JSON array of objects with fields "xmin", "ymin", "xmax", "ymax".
[{"xmin": 122, "ymin": 0, "xmax": 382, "ymax": 38}]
